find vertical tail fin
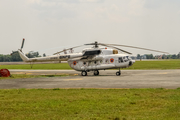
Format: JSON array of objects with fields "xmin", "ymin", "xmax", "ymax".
[{"xmin": 18, "ymin": 50, "xmax": 30, "ymax": 62}]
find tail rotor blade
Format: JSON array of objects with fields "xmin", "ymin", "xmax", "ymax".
[{"xmin": 21, "ymin": 38, "xmax": 25, "ymax": 49}]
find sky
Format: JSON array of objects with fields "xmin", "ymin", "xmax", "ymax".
[{"xmin": 0, "ymin": 0, "xmax": 180, "ymax": 56}]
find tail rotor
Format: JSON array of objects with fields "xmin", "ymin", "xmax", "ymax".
[{"xmin": 11, "ymin": 38, "xmax": 25, "ymax": 55}]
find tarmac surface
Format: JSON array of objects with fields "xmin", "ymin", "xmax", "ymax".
[{"xmin": 0, "ymin": 70, "xmax": 180, "ymax": 89}]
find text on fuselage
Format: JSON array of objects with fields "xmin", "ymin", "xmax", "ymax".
[{"xmin": 59, "ymin": 55, "xmax": 70, "ymax": 59}]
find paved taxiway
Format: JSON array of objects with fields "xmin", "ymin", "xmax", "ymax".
[{"xmin": 0, "ymin": 70, "xmax": 180, "ymax": 89}]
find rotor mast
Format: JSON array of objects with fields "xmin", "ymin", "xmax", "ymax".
[{"xmin": 94, "ymin": 41, "xmax": 98, "ymax": 48}]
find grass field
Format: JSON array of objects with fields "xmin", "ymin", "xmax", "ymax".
[
  {"xmin": 0, "ymin": 89, "xmax": 180, "ymax": 120},
  {"xmin": 0, "ymin": 60, "xmax": 180, "ymax": 70},
  {"xmin": 0, "ymin": 60, "xmax": 180, "ymax": 119},
  {"xmin": 0, "ymin": 63, "xmax": 72, "ymax": 70}
]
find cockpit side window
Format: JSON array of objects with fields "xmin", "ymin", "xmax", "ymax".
[
  {"xmin": 123, "ymin": 56, "xmax": 128, "ymax": 62},
  {"xmin": 127, "ymin": 56, "xmax": 132, "ymax": 60},
  {"xmin": 119, "ymin": 57, "xmax": 123, "ymax": 63}
]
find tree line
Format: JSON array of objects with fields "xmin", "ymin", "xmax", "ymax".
[{"xmin": 137, "ymin": 52, "xmax": 180, "ymax": 59}]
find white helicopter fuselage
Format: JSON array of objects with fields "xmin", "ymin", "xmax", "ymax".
[{"xmin": 68, "ymin": 48, "xmax": 135, "ymax": 71}]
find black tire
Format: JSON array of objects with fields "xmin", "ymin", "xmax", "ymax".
[
  {"xmin": 116, "ymin": 72, "xmax": 121, "ymax": 76},
  {"xmin": 94, "ymin": 70, "xmax": 99, "ymax": 76},
  {"xmin": 81, "ymin": 71, "xmax": 87, "ymax": 76}
]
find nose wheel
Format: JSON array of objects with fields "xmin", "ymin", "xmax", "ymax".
[
  {"xmin": 94, "ymin": 70, "xmax": 99, "ymax": 76},
  {"xmin": 116, "ymin": 68, "xmax": 121, "ymax": 76},
  {"xmin": 81, "ymin": 71, "xmax": 87, "ymax": 76}
]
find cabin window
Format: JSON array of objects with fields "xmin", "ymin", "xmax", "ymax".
[
  {"xmin": 83, "ymin": 50, "xmax": 101, "ymax": 56},
  {"xmin": 94, "ymin": 61, "xmax": 97, "ymax": 64},
  {"xmin": 84, "ymin": 62, "xmax": 86, "ymax": 65},
  {"xmin": 105, "ymin": 59, "xmax": 109, "ymax": 63},
  {"xmin": 119, "ymin": 57, "xmax": 123, "ymax": 63}
]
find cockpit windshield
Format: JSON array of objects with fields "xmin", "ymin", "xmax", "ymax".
[
  {"xmin": 119, "ymin": 56, "xmax": 130, "ymax": 63},
  {"xmin": 124, "ymin": 56, "xmax": 128, "ymax": 62},
  {"xmin": 126, "ymin": 56, "xmax": 132, "ymax": 60}
]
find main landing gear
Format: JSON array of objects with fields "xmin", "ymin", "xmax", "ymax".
[
  {"xmin": 116, "ymin": 68, "xmax": 121, "ymax": 76},
  {"xmin": 81, "ymin": 70, "xmax": 100, "ymax": 76},
  {"xmin": 81, "ymin": 71, "xmax": 87, "ymax": 76},
  {"xmin": 94, "ymin": 70, "xmax": 99, "ymax": 76}
]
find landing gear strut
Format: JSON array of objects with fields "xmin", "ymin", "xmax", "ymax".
[
  {"xmin": 116, "ymin": 68, "xmax": 121, "ymax": 76},
  {"xmin": 94, "ymin": 70, "xmax": 99, "ymax": 76},
  {"xmin": 81, "ymin": 71, "xmax": 87, "ymax": 76}
]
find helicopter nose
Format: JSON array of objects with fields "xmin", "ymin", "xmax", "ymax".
[
  {"xmin": 129, "ymin": 61, "xmax": 132, "ymax": 66},
  {"xmin": 129, "ymin": 60, "xmax": 135, "ymax": 66}
]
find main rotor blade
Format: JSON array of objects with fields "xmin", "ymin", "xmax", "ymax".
[
  {"xmin": 53, "ymin": 45, "xmax": 83, "ymax": 55},
  {"xmin": 104, "ymin": 44, "xmax": 169, "ymax": 54},
  {"xmin": 84, "ymin": 43, "xmax": 95, "ymax": 45},
  {"xmin": 100, "ymin": 43, "xmax": 132, "ymax": 54},
  {"xmin": 84, "ymin": 41, "xmax": 98, "ymax": 45}
]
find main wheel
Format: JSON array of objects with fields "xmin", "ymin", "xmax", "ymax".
[
  {"xmin": 81, "ymin": 71, "xmax": 87, "ymax": 76},
  {"xmin": 116, "ymin": 72, "xmax": 121, "ymax": 76},
  {"xmin": 94, "ymin": 70, "xmax": 99, "ymax": 76}
]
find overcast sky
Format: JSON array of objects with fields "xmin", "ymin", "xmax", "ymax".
[{"xmin": 0, "ymin": 0, "xmax": 180, "ymax": 55}]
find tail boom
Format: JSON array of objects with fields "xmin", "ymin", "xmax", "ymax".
[
  {"xmin": 18, "ymin": 50, "xmax": 30, "ymax": 62},
  {"xmin": 18, "ymin": 50, "xmax": 83, "ymax": 62}
]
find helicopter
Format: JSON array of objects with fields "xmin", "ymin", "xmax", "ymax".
[{"xmin": 12, "ymin": 39, "xmax": 169, "ymax": 76}]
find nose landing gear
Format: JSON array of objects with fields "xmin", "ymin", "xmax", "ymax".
[{"xmin": 116, "ymin": 68, "xmax": 121, "ymax": 76}]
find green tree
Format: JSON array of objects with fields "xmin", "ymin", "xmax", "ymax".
[
  {"xmin": 171, "ymin": 54, "xmax": 177, "ymax": 59},
  {"xmin": 26, "ymin": 51, "xmax": 40, "ymax": 58},
  {"xmin": 0, "ymin": 54, "xmax": 4, "ymax": 62},
  {"xmin": 146, "ymin": 54, "xmax": 153, "ymax": 59},
  {"xmin": 3, "ymin": 55, "xmax": 12, "ymax": 62},
  {"xmin": 11, "ymin": 53, "xmax": 22, "ymax": 61},
  {"xmin": 162, "ymin": 54, "xmax": 167, "ymax": 59},
  {"xmin": 177, "ymin": 52, "xmax": 180, "ymax": 59},
  {"xmin": 43, "ymin": 53, "xmax": 46, "ymax": 57},
  {"xmin": 137, "ymin": 54, "xmax": 141, "ymax": 59}
]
